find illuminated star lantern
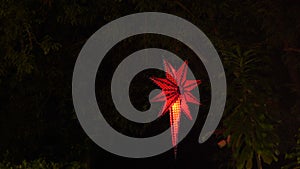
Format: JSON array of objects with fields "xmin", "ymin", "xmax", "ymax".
[{"xmin": 150, "ymin": 60, "xmax": 201, "ymax": 157}]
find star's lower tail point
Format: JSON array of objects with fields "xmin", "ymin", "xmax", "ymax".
[{"xmin": 170, "ymin": 98, "xmax": 181, "ymax": 158}]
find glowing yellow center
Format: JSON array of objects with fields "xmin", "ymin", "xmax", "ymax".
[{"xmin": 169, "ymin": 98, "xmax": 181, "ymax": 156}]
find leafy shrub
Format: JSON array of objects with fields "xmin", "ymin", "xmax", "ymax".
[
  {"xmin": 282, "ymin": 128, "xmax": 300, "ymax": 169},
  {"xmin": 0, "ymin": 159, "xmax": 86, "ymax": 169}
]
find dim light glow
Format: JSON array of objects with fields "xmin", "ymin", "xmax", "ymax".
[{"xmin": 150, "ymin": 60, "xmax": 201, "ymax": 157}]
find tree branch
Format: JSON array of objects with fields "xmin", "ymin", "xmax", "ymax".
[{"xmin": 283, "ymin": 47, "xmax": 300, "ymax": 53}]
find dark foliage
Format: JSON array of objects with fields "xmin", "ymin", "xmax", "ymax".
[{"xmin": 0, "ymin": 0, "xmax": 299, "ymax": 168}]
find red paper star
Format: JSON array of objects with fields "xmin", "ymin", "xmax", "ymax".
[{"xmin": 150, "ymin": 60, "xmax": 201, "ymax": 157}]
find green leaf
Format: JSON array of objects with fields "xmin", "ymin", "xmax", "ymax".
[
  {"xmin": 246, "ymin": 158, "xmax": 253, "ymax": 169},
  {"xmin": 261, "ymin": 153, "xmax": 273, "ymax": 165}
]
